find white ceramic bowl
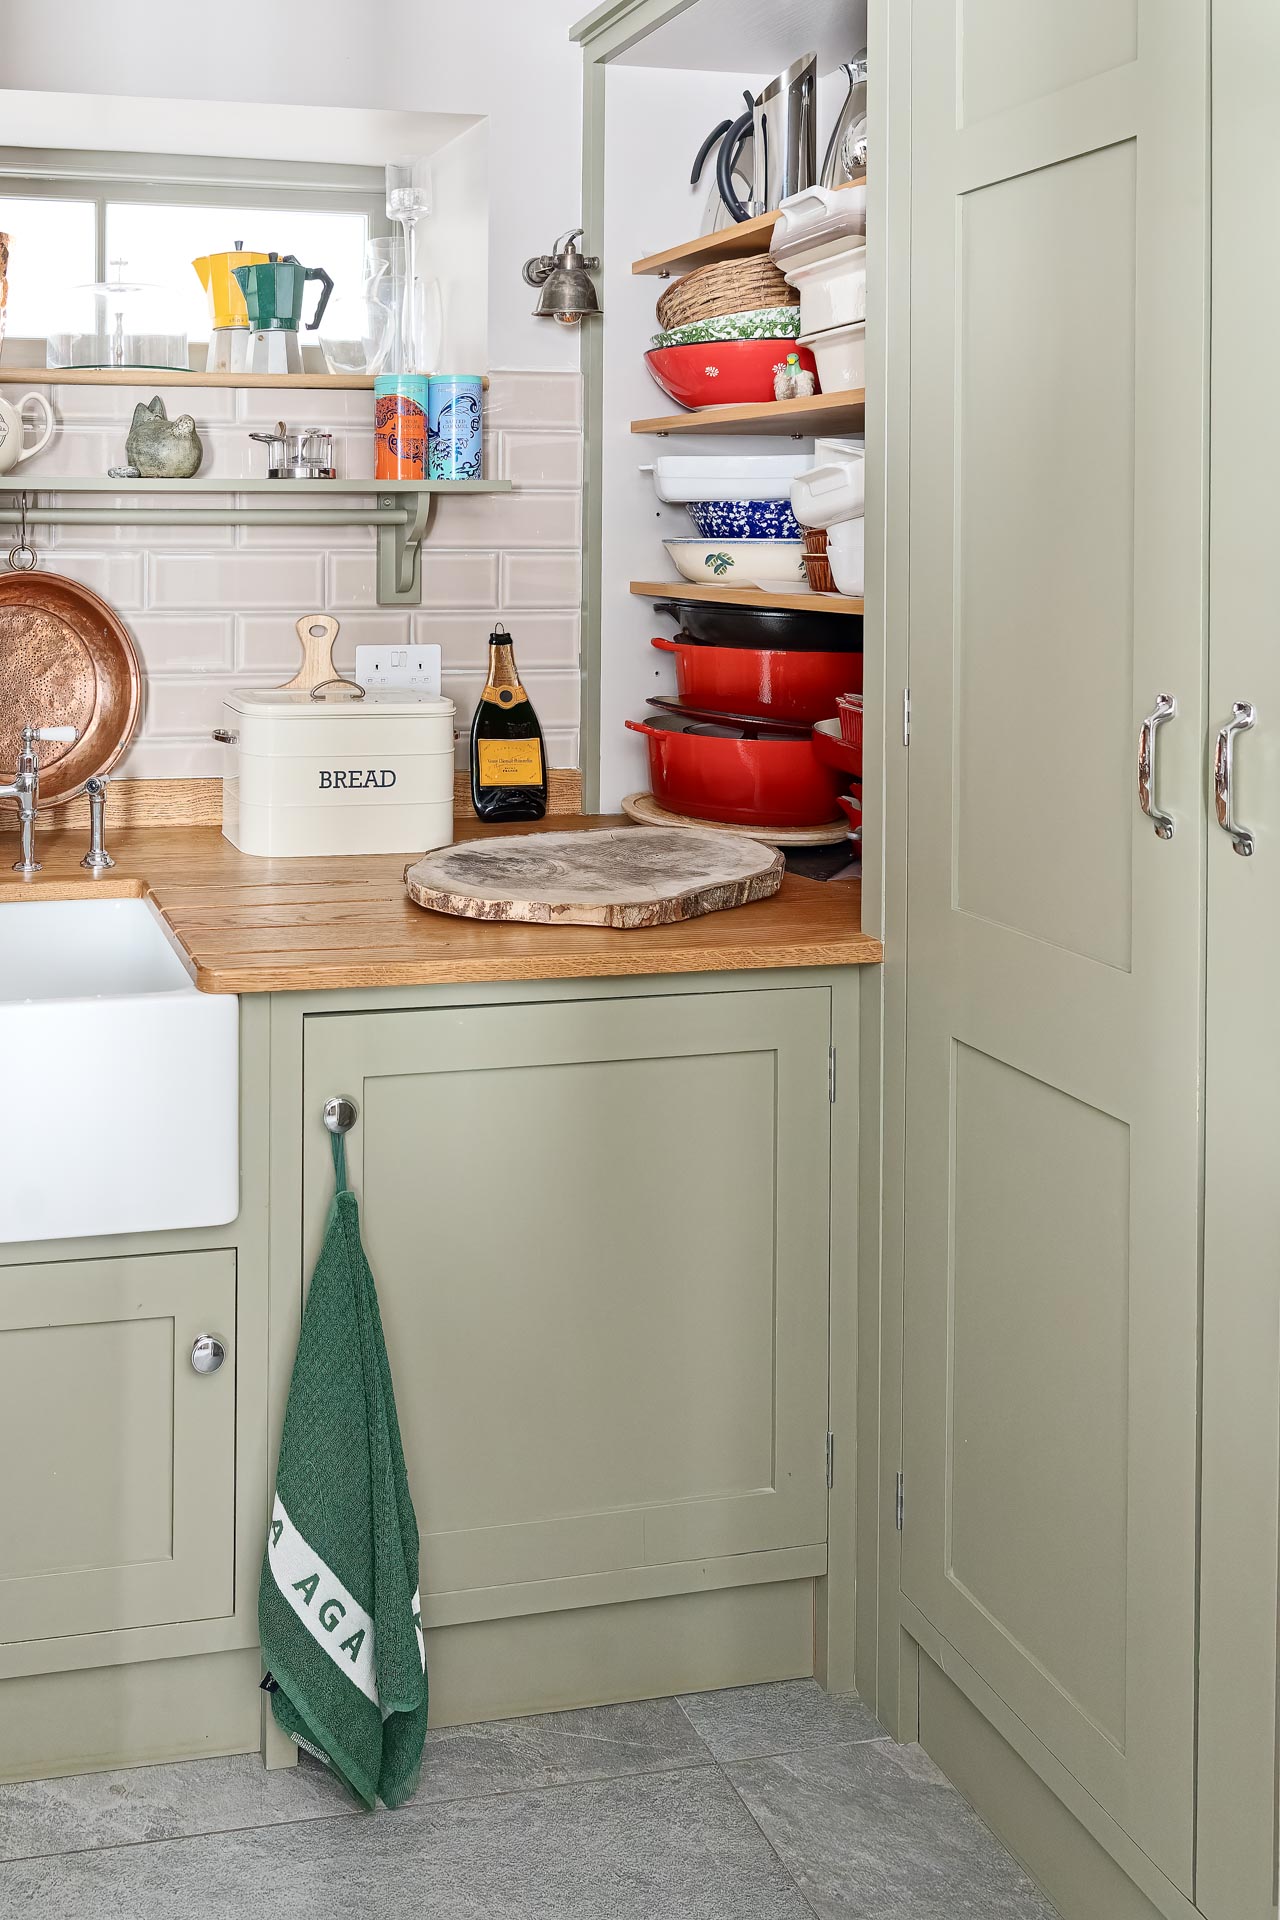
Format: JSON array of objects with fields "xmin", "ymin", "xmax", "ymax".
[
  {"xmin": 784, "ymin": 242, "xmax": 867, "ymax": 334},
  {"xmin": 798, "ymin": 320, "xmax": 865, "ymax": 394},
  {"xmin": 663, "ymin": 537, "xmax": 808, "ymax": 588},
  {"xmin": 644, "ymin": 455, "xmax": 812, "ymax": 504},
  {"xmin": 827, "ymin": 516, "xmax": 865, "ymax": 597}
]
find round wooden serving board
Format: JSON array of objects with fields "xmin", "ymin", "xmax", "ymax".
[
  {"xmin": 404, "ymin": 826, "xmax": 784, "ymax": 929},
  {"xmin": 621, "ymin": 791, "xmax": 850, "ymax": 847}
]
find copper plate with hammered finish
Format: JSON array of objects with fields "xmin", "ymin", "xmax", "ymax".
[{"xmin": 0, "ymin": 571, "xmax": 141, "ymax": 807}]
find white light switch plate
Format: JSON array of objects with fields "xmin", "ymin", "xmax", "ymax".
[{"xmin": 354, "ymin": 643, "xmax": 442, "ymax": 695}]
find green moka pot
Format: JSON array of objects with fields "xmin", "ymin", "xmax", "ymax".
[{"xmin": 232, "ymin": 254, "xmax": 334, "ymax": 332}]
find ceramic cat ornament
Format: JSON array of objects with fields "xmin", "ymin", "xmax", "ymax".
[{"xmin": 108, "ymin": 395, "xmax": 203, "ymax": 478}]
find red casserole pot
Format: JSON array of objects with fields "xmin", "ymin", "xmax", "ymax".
[
  {"xmin": 625, "ymin": 716, "xmax": 846, "ymax": 828},
  {"xmin": 651, "ymin": 635, "xmax": 861, "ymax": 724},
  {"xmin": 644, "ymin": 339, "xmax": 819, "ymax": 410}
]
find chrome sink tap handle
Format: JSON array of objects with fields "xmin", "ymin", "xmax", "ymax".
[
  {"xmin": 81, "ymin": 774, "xmax": 115, "ymax": 871},
  {"xmin": 0, "ymin": 723, "xmax": 78, "ymax": 876}
]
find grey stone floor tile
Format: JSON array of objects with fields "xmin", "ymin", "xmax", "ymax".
[
  {"xmin": 677, "ymin": 1678, "xmax": 884, "ymax": 1761},
  {"xmin": 0, "ymin": 1765, "xmax": 816, "ymax": 1920},
  {"xmin": 414, "ymin": 1695, "xmax": 714, "ymax": 1801},
  {"xmin": 0, "ymin": 1751, "xmax": 353, "ymax": 1863},
  {"xmin": 726, "ymin": 1736, "xmax": 1060, "ymax": 1919}
]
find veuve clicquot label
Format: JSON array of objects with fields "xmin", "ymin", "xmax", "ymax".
[
  {"xmin": 469, "ymin": 623, "xmax": 549, "ymax": 822},
  {"xmin": 477, "ymin": 738, "xmax": 544, "ymax": 786}
]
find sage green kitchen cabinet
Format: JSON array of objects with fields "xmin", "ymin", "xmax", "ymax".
[
  {"xmin": 301, "ymin": 986, "xmax": 836, "ymax": 1613},
  {"xmin": 894, "ymin": 0, "xmax": 1208, "ymax": 1906},
  {"xmin": 0, "ymin": 1250, "xmax": 237, "ymax": 1645}
]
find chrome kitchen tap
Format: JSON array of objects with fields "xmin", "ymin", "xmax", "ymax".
[{"xmin": 0, "ymin": 723, "xmax": 78, "ymax": 875}]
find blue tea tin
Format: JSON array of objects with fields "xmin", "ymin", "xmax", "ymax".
[{"xmin": 428, "ymin": 375, "xmax": 484, "ymax": 479}]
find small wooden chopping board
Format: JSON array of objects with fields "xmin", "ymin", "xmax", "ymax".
[{"xmin": 404, "ymin": 826, "xmax": 784, "ymax": 929}]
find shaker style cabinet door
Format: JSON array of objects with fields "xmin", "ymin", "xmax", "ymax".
[
  {"xmin": 900, "ymin": 0, "xmax": 1208, "ymax": 1893},
  {"xmin": 0, "ymin": 1251, "xmax": 237, "ymax": 1647},
  {"xmin": 302, "ymin": 989, "xmax": 833, "ymax": 1608}
]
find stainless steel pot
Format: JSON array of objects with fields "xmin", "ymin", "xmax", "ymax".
[{"xmin": 716, "ymin": 53, "xmax": 818, "ymax": 222}]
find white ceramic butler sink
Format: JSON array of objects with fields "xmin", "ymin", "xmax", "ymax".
[{"xmin": 0, "ymin": 897, "xmax": 238, "ymax": 1244}]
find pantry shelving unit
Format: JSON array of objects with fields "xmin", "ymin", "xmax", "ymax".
[
  {"xmin": 630, "ymin": 579, "xmax": 864, "ymax": 615},
  {"xmin": 0, "ymin": 476, "xmax": 512, "ymax": 606}
]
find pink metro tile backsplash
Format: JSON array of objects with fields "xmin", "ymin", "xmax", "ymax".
[{"xmin": 20, "ymin": 371, "xmax": 583, "ymax": 779}]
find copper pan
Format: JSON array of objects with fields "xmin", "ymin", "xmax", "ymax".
[{"xmin": 0, "ymin": 570, "xmax": 141, "ymax": 807}]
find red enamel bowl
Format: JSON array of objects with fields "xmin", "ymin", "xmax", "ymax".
[
  {"xmin": 651, "ymin": 635, "xmax": 861, "ymax": 724},
  {"xmin": 644, "ymin": 339, "xmax": 819, "ymax": 410},
  {"xmin": 625, "ymin": 716, "xmax": 846, "ymax": 828}
]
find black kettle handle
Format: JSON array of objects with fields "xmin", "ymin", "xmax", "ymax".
[
  {"xmin": 715, "ymin": 93, "xmax": 755, "ymax": 224},
  {"xmin": 303, "ymin": 265, "xmax": 334, "ymax": 330},
  {"xmin": 691, "ymin": 119, "xmax": 732, "ymax": 186}
]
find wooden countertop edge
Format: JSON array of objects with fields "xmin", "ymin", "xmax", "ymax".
[
  {"xmin": 187, "ymin": 941, "xmax": 882, "ymax": 993},
  {"xmin": 0, "ymin": 822, "xmax": 883, "ymax": 990}
]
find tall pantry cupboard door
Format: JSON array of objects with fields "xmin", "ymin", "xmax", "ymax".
[
  {"xmin": 899, "ymin": 0, "xmax": 1208, "ymax": 1891},
  {"xmin": 1196, "ymin": 1, "xmax": 1280, "ymax": 1913}
]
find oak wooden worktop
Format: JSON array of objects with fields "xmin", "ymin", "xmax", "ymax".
[{"xmin": 0, "ymin": 818, "xmax": 882, "ymax": 992}]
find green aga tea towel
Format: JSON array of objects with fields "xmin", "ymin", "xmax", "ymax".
[{"xmin": 259, "ymin": 1129, "xmax": 427, "ymax": 1808}]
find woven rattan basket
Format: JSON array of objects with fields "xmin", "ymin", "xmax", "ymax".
[
  {"xmin": 656, "ymin": 254, "xmax": 797, "ymax": 332},
  {"xmin": 802, "ymin": 528, "xmax": 835, "ymax": 594}
]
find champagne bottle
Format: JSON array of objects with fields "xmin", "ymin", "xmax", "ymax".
[{"xmin": 469, "ymin": 623, "xmax": 548, "ymax": 822}]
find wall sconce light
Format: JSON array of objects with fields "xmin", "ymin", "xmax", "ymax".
[{"xmin": 522, "ymin": 228, "xmax": 602, "ymax": 325}]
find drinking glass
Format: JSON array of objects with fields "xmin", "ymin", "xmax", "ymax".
[{"xmin": 385, "ymin": 158, "xmax": 433, "ymax": 372}]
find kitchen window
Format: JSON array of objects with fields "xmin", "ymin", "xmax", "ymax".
[{"xmin": 0, "ymin": 149, "xmax": 389, "ymax": 356}]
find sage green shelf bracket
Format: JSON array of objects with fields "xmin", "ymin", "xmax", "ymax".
[
  {"xmin": 377, "ymin": 489, "xmax": 437, "ymax": 605},
  {"xmin": 0, "ymin": 477, "xmax": 511, "ymax": 608}
]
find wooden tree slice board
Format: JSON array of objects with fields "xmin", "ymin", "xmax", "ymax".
[
  {"xmin": 622, "ymin": 790, "xmax": 850, "ymax": 847},
  {"xmin": 404, "ymin": 826, "xmax": 784, "ymax": 929}
]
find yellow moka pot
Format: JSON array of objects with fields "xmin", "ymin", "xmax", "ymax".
[{"xmin": 193, "ymin": 243, "xmax": 270, "ymax": 372}]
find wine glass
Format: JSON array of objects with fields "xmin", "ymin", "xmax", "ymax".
[{"xmin": 385, "ymin": 158, "xmax": 432, "ymax": 373}]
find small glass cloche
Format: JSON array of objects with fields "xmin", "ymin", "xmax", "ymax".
[{"xmin": 47, "ymin": 259, "xmax": 188, "ymax": 371}]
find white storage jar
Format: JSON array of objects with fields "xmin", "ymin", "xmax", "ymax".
[
  {"xmin": 218, "ymin": 687, "xmax": 455, "ymax": 858},
  {"xmin": 784, "ymin": 243, "xmax": 867, "ymax": 334},
  {"xmin": 798, "ymin": 320, "xmax": 865, "ymax": 393}
]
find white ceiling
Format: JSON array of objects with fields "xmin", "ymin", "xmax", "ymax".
[{"xmin": 613, "ymin": 0, "xmax": 866, "ymax": 74}]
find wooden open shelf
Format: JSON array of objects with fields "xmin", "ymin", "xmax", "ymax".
[
  {"xmin": 0, "ymin": 367, "xmax": 381, "ymax": 390},
  {"xmin": 632, "ymin": 175, "xmax": 866, "ymax": 278},
  {"xmin": 631, "ymin": 580, "xmax": 863, "ymax": 616},
  {"xmin": 632, "ymin": 388, "xmax": 864, "ymax": 439}
]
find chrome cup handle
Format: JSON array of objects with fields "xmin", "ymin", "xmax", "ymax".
[
  {"xmin": 1214, "ymin": 702, "xmax": 1256, "ymax": 857},
  {"xmin": 1137, "ymin": 692, "xmax": 1176, "ymax": 840}
]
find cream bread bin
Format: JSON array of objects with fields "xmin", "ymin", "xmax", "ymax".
[{"xmin": 218, "ymin": 686, "xmax": 455, "ymax": 857}]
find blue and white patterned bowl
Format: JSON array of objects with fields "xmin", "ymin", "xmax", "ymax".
[{"xmin": 685, "ymin": 498, "xmax": 802, "ymax": 540}]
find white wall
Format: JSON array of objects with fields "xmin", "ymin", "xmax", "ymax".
[{"xmin": 0, "ymin": 0, "xmax": 588, "ymax": 371}]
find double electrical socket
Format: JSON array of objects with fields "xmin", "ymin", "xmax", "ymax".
[{"xmin": 354, "ymin": 643, "xmax": 442, "ymax": 696}]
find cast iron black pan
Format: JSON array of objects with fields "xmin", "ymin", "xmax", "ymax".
[{"xmin": 653, "ymin": 598, "xmax": 864, "ymax": 652}]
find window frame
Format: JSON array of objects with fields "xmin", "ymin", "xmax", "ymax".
[{"xmin": 0, "ymin": 147, "xmax": 393, "ymax": 359}]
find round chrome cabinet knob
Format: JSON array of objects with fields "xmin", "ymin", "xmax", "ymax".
[
  {"xmin": 191, "ymin": 1334, "xmax": 227, "ymax": 1375},
  {"xmin": 323, "ymin": 1096, "xmax": 358, "ymax": 1135}
]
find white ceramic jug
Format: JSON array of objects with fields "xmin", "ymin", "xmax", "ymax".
[{"xmin": 0, "ymin": 392, "xmax": 54, "ymax": 474}]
